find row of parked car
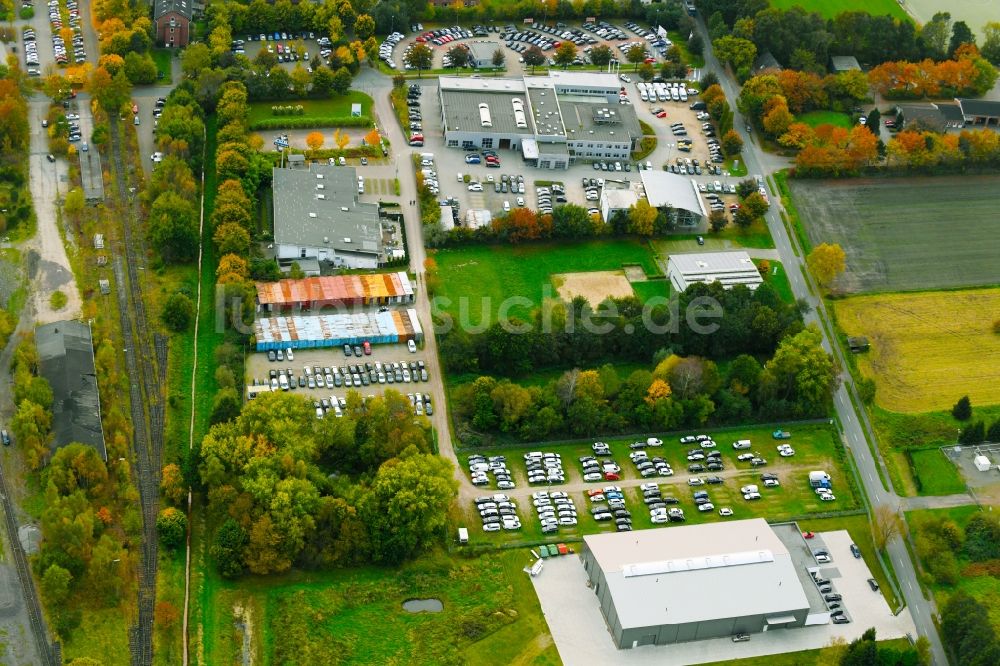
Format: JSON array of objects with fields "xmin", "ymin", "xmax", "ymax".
[
  {"xmin": 525, "ymin": 451, "xmax": 566, "ymax": 485},
  {"xmin": 580, "ymin": 453, "xmax": 621, "ymax": 482},
  {"xmin": 379, "ymin": 31, "xmax": 405, "ymax": 69},
  {"xmin": 639, "ymin": 81, "xmax": 694, "ymax": 103},
  {"xmin": 587, "ymin": 486, "xmax": 633, "ymax": 531},
  {"xmin": 532, "ymin": 491, "xmax": 579, "ymax": 533},
  {"xmin": 629, "ymin": 449, "xmax": 674, "ymax": 478},
  {"xmin": 623, "ymin": 21, "xmax": 674, "ymax": 59},
  {"xmin": 475, "ymin": 495, "xmax": 521, "ymax": 532},
  {"xmin": 468, "ymin": 453, "xmax": 514, "ymax": 490},
  {"xmin": 809, "ymin": 557, "xmax": 851, "ymax": 624},
  {"xmin": 642, "ymin": 483, "xmax": 687, "ymax": 524}
]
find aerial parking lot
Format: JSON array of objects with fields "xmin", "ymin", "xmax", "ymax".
[{"xmin": 458, "ymin": 425, "xmax": 857, "ymax": 545}]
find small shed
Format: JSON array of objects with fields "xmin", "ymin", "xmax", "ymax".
[
  {"xmin": 974, "ymin": 455, "xmax": 992, "ymax": 472},
  {"xmin": 93, "ymin": 233, "xmax": 104, "ymax": 249},
  {"xmin": 99, "ymin": 279, "xmax": 110, "ymax": 295},
  {"xmin": 458, "ymin": 527, "xmax": 469, "ymax": 544},
  {"xmin": 351, "ymin": 103, "xmax": 362, "ymax": 117},
  {"xmin": 847, "ymin": 336, "xmax": 870, "ymax": 353}
]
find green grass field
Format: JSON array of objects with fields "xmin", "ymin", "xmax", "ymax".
[
  {"xmin": 790, "ymin": 176, "xmax": 1000, "ymax": 293},
  {"xmin": 797, "ymin": 110, "xmax": 853, "ymax": 129},
  {"xmin": 247, "ymin": 90, "xmax": 374, "ymax": 125},
  {"xmin": 202, "ymin": 551, "xmax": 556, "ymax": 665},
  {"xmin": 432, "ymin": 240, "xmax": 661, "ymax": 324},
  {"xmin": 768, "ymin": 0, "xmax": 910, "ymax": 21},
  {"xmin": 460, "ymin": 424, "xmax": 858, "ymax": 548},
  {"xmin": 652, "ymin": 222, "xmax": 775, "ymax": 254},
  {"xmin": 630, "ymin": 279, "xmax": 669, "ymax": 304},
  {"xmin": 909, "ymin": 448, "xmax": 967, "ymax": 495},
  {"xmin": 701, "ymin": 639, "xmax": 913, "ymax": 666},
  {"xmin": 762, "ymin": 260, "xmax": 794, "ymax": 303},
  {"xmin": 151, "ymin": 48, "xmax": 173, "ymax": 83}
]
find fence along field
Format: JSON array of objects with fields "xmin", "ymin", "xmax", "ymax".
[
  {"xmin": 790, "ymin": 176, "xmax": 1000, "ymax": 293},
  {"xmin": 834, "ymin": 289, "xmax": 1000, "ymax": 413}
]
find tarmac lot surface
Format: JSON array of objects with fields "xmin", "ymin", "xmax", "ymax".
[{"xmin": 531, "ymin": 529, "xmax": 914, "ymax": 665}]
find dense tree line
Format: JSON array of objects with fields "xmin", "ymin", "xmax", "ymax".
[
  {"xmin": 450, "ymin": 323, "xmax": 836, "ymax": 444},
  {"xmin": 439, "ymin": 282, "xmax": 838, "ymax": 442},
  {"xmin": 198, "ymin": 391, "xmax": 456, "ymax": 576},
  {"xmin": 0, "ymin": 63, "xmax": 34, "ymax": 235},
  {"xmin": 90, "ymin": 0, "xmax": 160, "ymax": 84},
  {"xmin": 867, "ymin": 45, "xmax": 997, "ymax": 99},
  {"xmin": 941, "ymin": 592, "xmax": 1000, "ymax": 666},
  {"xmin": 912, "ymin": 511, "xmax": 1000, "ymax": 586},
  {"xmin": 700, "ymin": 0, "xmax": 983, "ymax": 75}
]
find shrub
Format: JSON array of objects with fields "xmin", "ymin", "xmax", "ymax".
[
  {"xmin": 952, "ymin": 395, "xmax": 972, "ymax": 421},
  {"xmin": 49, "ymin": 290, "xmax": 67, "ymax": 310},
  {"xmin": 161, "ymin": 292, "xmax": 195, "ymax": 332},
  {"xmin": 250, "ymin": 116, "xmax": 373, "ymax": 130},
  {"xmin": 157, "ymin": 507, "xmax": 187, "ymax": 549}
]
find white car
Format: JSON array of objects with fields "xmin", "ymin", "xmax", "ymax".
[
  {"xmin": 651, "ymin": 514, "xmax": 669, "ymax": 524},
  {"xmin": 516, "ymin": 196, "xmax": 525, "ymax": 206},
  {"xmin": 483, "ymin": 523, "xmax": 501, "ymax": 532},
  {"xmin": 816, "ymin": 554, "xmax": 832, "ymax": 563},
  {"xmin": 408, "ymin": 339, "xmax": 417, "ymax": 353},
  {"xmin": 778, "ymin": 448, "xmax": 795, "ymax": 457},
  {"xmin": 819, "ymin": 493, "xmax": 836, "ymax": 501},
  {"xmin": 286, "ymin": 348, "xmax": 294, "ymax": 361},
  {"xmin": 150, "ymin": 151, "xmax": 164, "ymax": 162},
  {"xmin": 468, "ymin": 182, "xmax": 483, "ymax": 192},
  {"xmin": 719, "ymin": 507, "xmax": 734, "ymax": 516},
  {"xmin": 503, "ymin": 200, "xmax": 511, "ymax": 212},
  {"xmin": 688, "ymin": 477, "xmax": 704, "ymax": 486},
  {"xmin": 583, "ymin": 472, "xmax": 603, "ymax": 482},
  {"xmin": 763, "ymin": 478, "xmax": 780, "ymax": 487},
  {"xmin": 697, "ymin": 502, "xmax": 714, "ymax": 512}
]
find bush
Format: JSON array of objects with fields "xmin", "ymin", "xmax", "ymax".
[
  {"xmin": 161, "ymin": 292, "xmax": 195, "ymax": 332},
  {"xmin": 250, "ymin": 116, "xmax": 373, "ymax": 130},
  {"xmin": 19, "ymin": 6, "xmax": 33, "ymax": 19},
  {"xmin": 952, "ymin": 395, "xmax": 972, "ymax": 421},
  {"xmin": 49, "ymin": 290, "xmax": 67, "ymax": 310},
  {"xmin": 157, "ymin": 507, "xmax": 187, "ymax": 549}
]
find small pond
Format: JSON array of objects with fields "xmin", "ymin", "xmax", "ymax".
[{"xmin": 402, "ymin": 598, "xmax": 443, "ymax": 613}]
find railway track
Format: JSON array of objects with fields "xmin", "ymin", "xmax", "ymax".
[
  {"xmin": 0, "ymin": 460, "xmax": 60, "ymax": 665},
  {"xmin": 107, "ymin": 118, "xmax": 165, "ymax": 666}
]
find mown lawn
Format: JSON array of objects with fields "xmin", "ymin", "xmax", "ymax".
[
  {"xmin": 761, "ymin": 259, "xmax": 794, "ymax": 304},
  {"xmin": 203, "ymin": 551, "xmax": 554, "ymax": 665},
  {"xmin": 247, "ymin": 91, "xmax": 374, "ymax": 125},
  {"xmin": 909, "ymin": 448, "xmax": 967, "ymax": 496},
  {"xmin": 769, "ymin": 0, "xmax": 909, "ymax": 21},
  {"xmin": 151, "ymin": 48, "xmax": 173, "ymax": 83},
  {"xmin": 798, "ymin": 110, "xmax": 853, "ymax": 129},
  {"xmin": 630, "ymin": 279, "xmax": 669, "ymax": 304},
  {"xmin": 432, "ymin": 239, "xmax": 661, "ymax": 324}
]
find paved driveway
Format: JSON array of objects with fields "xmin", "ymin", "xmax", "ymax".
[{"xmin": 531, "ymin": 530, "xmax": 914, "ymax": 666}]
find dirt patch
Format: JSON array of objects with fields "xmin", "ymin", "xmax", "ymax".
[
  {"xmin": 622, "ymin": 264, "xmax": 647, "ymax": 282},
  {"xmin": 553, "ymin": 271, "xmax": 633, "ymax": 306}
]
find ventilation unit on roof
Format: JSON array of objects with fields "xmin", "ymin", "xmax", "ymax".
[
  {"xmin": 343, "ymin": 237, "xmax": 352, "ymax": 243},
  {"xmin": 316, "ymin": 194, "xmax": 325, "ymax": 199},
  {"xmin": 309, "ymin": 213, "xmax": 317, "ymax": 218},
  {"xmin": 341, "ymin": 206, "xmax": 349, "ymax": 211},
  {"xmin": 697, "ymin": 261, "xmax": 707, "ymax": 268},
  {"xmin": 316, "ymin": 183, "xmax": 324, "ymax": 189},
  {"xmin": 316, "ymin": 174, "xmax": 324, "ymax": 179},
  {"xmin": 323, "ymin": 236, "xmax": 329, "ymax": 243}
]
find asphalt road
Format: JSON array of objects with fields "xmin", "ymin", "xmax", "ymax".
[{"xmin": 694, "ymin": 19, "xmax": 947, "ymax": 665}]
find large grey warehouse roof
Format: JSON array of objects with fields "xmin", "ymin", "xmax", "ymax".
[
  {"xmin": 639, "ymin": 170, "xmax": 707, "ymax": 217},
  {"xmin": 560, "ymin": 98, "xmax": 640, "ymax": 143},
  {"xmin": 35, "ymin": 321, "xmax": 107, "ymax": 460},
  {"xmin": 669, "ymin": 250, "xmax": 764, "ymax": 290},
  {"xmin": 272, "ymin": 165, "xmax": 381, "ymax": 257},
  {"xmin": 585, "ymin": 519, "xmax": 809, "ymax": 629}
]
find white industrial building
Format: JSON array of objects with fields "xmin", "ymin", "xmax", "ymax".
[
  {"xmin": 599, "ymin": 189, "xmax": 639, "ymax": 222},
  {"xmin": 667, "ymin": 251, "xmax": 764, "ymax": 292},
  {"xmin": 438, "ymin": 72, "xmax": 640, "ymax": 170},
  {"xmin": 639, "ymin": 170, "xmax": 707, "ymax": 228},
  {"xmin": 272, "ymin": 164, "xmax": 386, "ymax": 269},
  {"xmin": 581, "ymin": 520, "xmax": 824, "ymax": 649}
]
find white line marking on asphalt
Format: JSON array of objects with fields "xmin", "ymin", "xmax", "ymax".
[{"xmin": 907, "ymin": 580, "xmax": 913, "ymax": 591}]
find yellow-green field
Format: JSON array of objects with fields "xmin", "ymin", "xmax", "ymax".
[{"xmin": 835, "ymin": 289, "xmax": 1000, "ymax": 413}]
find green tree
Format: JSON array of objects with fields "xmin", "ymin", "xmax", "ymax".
[
  {"xmin": 921, "ymin": 11, "xmax": 952, "ymax": 60},
  {"xmin": 331, "ymin": 67, "xmax": 353, "ymax": 95},
  {"xmin": 840, "ymin": 627, "xmax": 878, "ymax": 666},
  {"xmin": 211, "ymin": 518, "xmax": 248, "ymax": 578},
  {"xmin": 210, "ymin": 388, "xmax": 241, "ymax": 424},
  {"xmin": 638, "ymin": 62, "xmax": 655, "ymax": 82},
  {"xmin": 807, "ymin": 242, "xmax": 846, "ymax": 289},
  {"xmin": 708, "ymin": 209, "xmax": 728, "ymax": 232},
  {"xmin": 40, "ymin": 563, "xmax": 73, "ymax": 606},
  {"xmin": 161, "ymin": 292, "xmax": 195, "ymax": 332},
  {"xmin": 960, "ymin": 420, "xmax": 986, "ymax": 444},
  {"xmin": 149, "ymin": 192, "xmax": 198, "ymax": 263},
  {"xmin": 713, "ymin": 36, "xmax": 757, "ymax": 73},
  {"xmin": 157, "ymin": 507, "xmax": 188, "ymax": 549},
  {"xmin": 626, "ymin": 43, "xmax": 647, "ymax": 71},
  {"xmin": 589, "ymin": 45, "xmax": 612, "ymax": 67},
  {"xmin": 987, "ymin": 419, "xmax": 1000, "ymax": 443},
  {"xmin": 64, "ymin": 187, "xmax": 85, "ymax": 220},
  {"xmin": 523, "ymin": 45, "xmax": 546, "ymax": 74},
  {"xmin": 949, "ymin": 21, "xmax": 976, "ymax": 57},
  {"xmin": 181, "ymin": 43, "xmax": 212, "ymax": 79},
  {"xmin": 361, "ymin": 450, "xmax": 458, "ymax": 564},
  {"xmin": 213, "ymin": 222, "xmax": 251, "ymax": 256},
  {"xmin": 964, "ymin": 512, "xmax": 1000, "ymax": 560},
  {"xmin": 760, "ymin": 326, "xmax": 838, "ymax": 417},
  {"xmin": 554, "ymin": 42, "xmax": 578, "ymax": 69},
  {"xmin": 492, "ymin": 48, "xmax": 506, "ymax": 70},
  {"xmin": 447, "ymin": 45, "xmax": 470, "ymax": 68},
  {"xmin": 404, "ymin": 43, "xmax": 433, "ymax": 77},
  {"xmin": 983, "ymin": 22, "xmax": 1000, "ymax": 65},
  {"xmin": 952, "ymin": 395, "xmax": 972, "ymax": 421},
  {"xmin": 354, "ymin": 13, "xmax": 375, "ymax": 40}
]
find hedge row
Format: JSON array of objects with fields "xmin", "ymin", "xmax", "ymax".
[{"xmin": 249, "ymin": 116, "xmax": 373, "ymax": 130}]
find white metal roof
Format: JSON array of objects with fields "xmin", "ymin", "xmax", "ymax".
[
  {"xmin": 639, "ymin": 170, "xmax": 707, "ymax": 217},
  {"xmin": 585, "ymin": 519, "xmax": 810, "ymax": 629},
  {"xmin": 668, "ymin": 251, "xmax": 764, "ymax": 291}
]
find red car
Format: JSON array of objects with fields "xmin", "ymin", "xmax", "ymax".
[
  {"xmin": 587, "ymin": 488, "xmax": 605, "ymax": 497},
  {"xmin": 363, "ymin": 341, "xmax": 371, "ymax": 355},
  {"xmin": 604, "ymin": 472, "xmax": 621, "ymax": 481},
  {"xmin": 803, "ymin": 531, "xmax": 815, "ymax": 539},
  {"xmin": 656, "ymin": 111, "xmax": 667, "ymax": 118}
]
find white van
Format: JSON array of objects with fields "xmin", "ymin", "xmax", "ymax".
[
  {"xmin": 419, "ymin": 152, "xmax": 435, "ymax": 161},
  {"xmin": 278, "ymin": 374, "xmax": 289, "ymax": 391},
  {"xmin": 733, "ymin": 439, "xmax": 752, "ymax": 449}
]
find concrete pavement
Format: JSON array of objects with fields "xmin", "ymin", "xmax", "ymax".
[{"xmin": 694, "ymin": 18, "xmax": 947, "ymax": 665}]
